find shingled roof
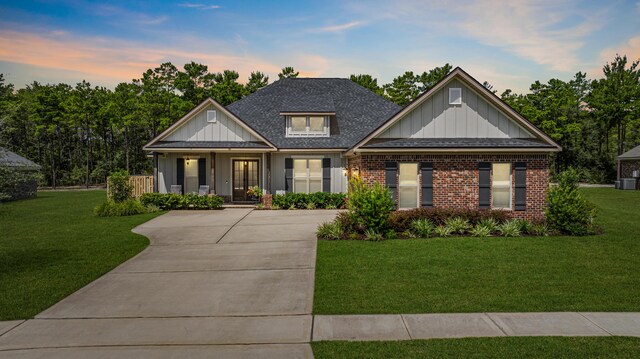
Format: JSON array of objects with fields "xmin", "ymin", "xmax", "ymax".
[
  {"xmin": 619, "ymin": 144, "xmax": 640, "ymax": 160},
  {"xmin": 0, "ymin": 147, "xmax": 41, "ymax": 170},
  {"xmin": 226, "ymin": 78, "xmax": 401, "ymax": 149}
]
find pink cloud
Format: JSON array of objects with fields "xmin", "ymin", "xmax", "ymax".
[{"xmin": 0, "ymin": 30, "xmax": 283, "ymax": 85}]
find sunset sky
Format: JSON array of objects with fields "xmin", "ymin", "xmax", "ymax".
[{"xmin": 0, "ymin": 0, "xmax": 639, "ymax": 93}]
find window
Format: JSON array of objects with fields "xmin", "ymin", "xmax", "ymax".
[
  {"xmin": 449, "ymin": 88, "xmax": 462, "ymax": 105},
  {"xmin": 207, "ymin": 110, "xmax": 217, "ymax": 123},
  {"xmin": 293, "ymin": 159, "xmax": 322, "ymax": 193},
  {"xmin": 492, "ymin": 163, "xmax": 511, "ymax": 209},
  {"xmin": 398, "ymin": 163, "xmax": 418, "ymax": 209},
  {"xmin": 286, "ymin": 115, "xmax": 329, "ymax": 137}
]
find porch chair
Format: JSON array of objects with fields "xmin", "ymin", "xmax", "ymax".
[
  {"xmin": 198, "ymin": 185, "xmax": 210, "ymax": 196},
  {"xmin": 170, "ymin": 185, "xmax": 182, "ymax": 194}
]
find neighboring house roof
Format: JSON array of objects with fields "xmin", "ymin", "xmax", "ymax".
[
  {"xmin": 146, "ymin": 141, "xmax": 272, "ymax": 149},
  {"xmin": 226, "ymin": 78, "xmax": 401, "ymax": 149},
  {"xmin": 350, "ymin": 67, "xmax": 562, "ymax": 153},
  {"xmin": 619, "ymin": 144, "xmax": 640, "ymax": 160},
  {"xmin": 362, "ymin": 138, "xmax": 557, "ymax": 150},
  {"xmin": 0, "ymin": 147, "xmax": 41, "ymax": 170}
]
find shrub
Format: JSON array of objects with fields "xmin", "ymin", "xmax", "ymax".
[
  {"xmin": 546, "ymin": 168, "xmax": 597, "ymax": 235},
  {"xmin": 271, "ymin": 192, "xmax": 347, "ymax": 209},
  {"xmin": 434, "ymin": 225, "xmax": 452, "ymax": 237},
  {"xmin": 498, "ymin": 220, "xmax": 521, "ymax": 237},
  {"xmin": 410, "ymin": 219, "xmax": 435, "ymax": 238},
  {"xmin": 334, "ymin": 211, "xmax": 362, "ymax": 233},
  {"xmin": 347, "ymin": 178, "xmax": 394, "ymax": 233},
  {"xmin": 388, "ymin": 208, "xmax": 511, "ymax": 232},
  {"xmin": 364, "ymin": 228, "xmax": 384, "ymax": 241},
  {"xmin": 140, "ymin": 193, "xmax": 223, "ymax": 210},
  {"xmin": 477, "ymin": 218, "xmax": 499, "ymax": 233},
  {"xmin": 445, "ymin": 217, "xmax": 470, "ymax": 235},
  {"xmin": 513, "ymin": 218, "xmax": 532, "ymax": 235},
  {"xmin": 0, "ymin": 166, "xmax": 41, "ymax": 202},
  {"xmin": 107, "ymin": 170, "xmax": 133, "ymax": 203},
  {"xmin": 470, "ymin": 224, "xmax": 492, "ymax": 237},
  {"xmin": 94, "ymin": 199, "xmax": 148, "ymax": 217},
  {"xmin": 531, "ymin": 222, "xmax": 550, "ymax": 237},
  {"xmin": 316, "ymin": 221, "xmax": 344, "ymax": 240}
]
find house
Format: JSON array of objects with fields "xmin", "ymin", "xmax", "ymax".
[
  {"xmin": 0, "ymin": 147, "xmax": 41, "ymax": 201},
  {"xmin": 617, "ymin": 144, "xmax": 640, "ymax": 189},
  {"xmin": 144, "ymin": 67, "xmax": 561, "ymax": 218}
]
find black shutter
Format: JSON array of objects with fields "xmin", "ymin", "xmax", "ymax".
[
  {"xmin": 176, "ymin": 158, "xmax": 185, "ymax": 194},
  {"xmin": 514, "ymin": 162, "xmax": 527, "ymax": 211},
  {"xmin": 385, "ymin": 161, "xmax": 397, "ymax": 207},
  {"xmin": 421, "ymin": 162, "xmax": 433, "ymax": 207},
  {"xmin": 322, "ymin": 158, "xmax": 331, "ymax": 193},
  {"xmin": 478, "ymin": 162, "xmax": 491, "ymax": 209},
  {"xmin": 284, "ymin": 158, "xmax": 293, "ymax": 193},
  {"xmin": 198, "ymin": 158, "xmax": 206, "ymax": 187}
]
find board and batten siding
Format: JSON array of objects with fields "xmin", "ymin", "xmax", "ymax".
[
  {"xmin": 165, "ymin": 105, "xmax": 259, "ymax": 142},
  {"xmin": 157, "ymin": 153, "xmax": 212, "ymax": 194},
  {"xmin": 377, "ymin": 79, "xmax": 533, "ymax": 139},
  {"xmin": 271, "ymin": 153, "xmax": 348, "ymax": 194}
]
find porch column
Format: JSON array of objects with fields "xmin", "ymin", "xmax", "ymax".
[
  {"xmin": 153, "ymin": 152, "xmax": 158, "ymax": 193},
  {"xmin": 210, "ymin": 152, "xmax": 216, "ymax": 194},
  {"xmin": 266, "ymin": 152, "xmax": 272, "ymax": 193}
]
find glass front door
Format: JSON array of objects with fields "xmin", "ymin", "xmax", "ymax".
[{"xmin": 232, "ymin": 159, "xmax": 259, "ymax": 201}]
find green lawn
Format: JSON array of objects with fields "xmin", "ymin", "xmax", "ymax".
[
  {"xmin": 312, "ymin": 337, "xmax": 640, "ymax": 359},
  {"xmin": 314, "ymin": 188, "xmax": 640, "ymax": 314},
  {"xmin": 0, "ymin": 190, "xmax": 162, "ymax": 320}
]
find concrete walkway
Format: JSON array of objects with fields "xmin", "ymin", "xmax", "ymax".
[
  {"xmin": 0, "ymin": 209, "xmax": 338, "ymax": 359},
  {"xmin": 313, "ymin": 313, "xmax": 640, "ymax": 341}
]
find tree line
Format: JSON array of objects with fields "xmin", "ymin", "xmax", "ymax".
[{"xmin": 0, "ymin": 55, "xmax": 638, "ymax": 187}]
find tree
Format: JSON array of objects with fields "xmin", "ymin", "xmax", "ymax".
[
  {"xmin": 384, "ymin": 71, "xmax": 420, "ymax": 106},
  {"xmin": 416, "ymin": 63, "xmax": 452, "ymax": 92},
  {"xmin": 245, "ymin": 71, "xmax": 269, "ymax": 94},
  {"xmin": 482, "ymin": 81, "xmax": 497, "ymax": 94},
  {"xmin": 278, "ymin": 66, "xmax": 299, "ymax": 79},
  {"xmin": 211, "ymin": 70, "xmax": 245, "ymax": 105},
  {"xmin": 175, "ymin": 62, "xmax": 215, "ymax": 105},
  {"xmin": 588, "ymin": 54, "xmax": 640, "ymax": 157},
  {"xmin": 349, "ymin": 74, "xmax": 384, "ymax": 96}
]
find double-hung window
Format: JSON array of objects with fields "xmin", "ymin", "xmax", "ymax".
[
  {"xmin": 287, "ymin": 116, "xmax": 329, "ymax": 137},
  {"xmin": 492, "ymin": 163, "xmax": 511, "ymax": 209},
  {"xmin": 398, "ymin": 163, "xmax": 419, "ymax": 209},
  {"xmin": 293, "ymin": 159, "xmax": 322, "ymax": 193}
]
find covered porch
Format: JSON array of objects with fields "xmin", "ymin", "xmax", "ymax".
[{"xmin": 152, "ymin": 148, "xmax": 272, "ymax": 203}]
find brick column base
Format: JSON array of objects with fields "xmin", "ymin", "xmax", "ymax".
[{"xmin": 261, "ymin": 194, "xmax": 273, "ymax": 208}]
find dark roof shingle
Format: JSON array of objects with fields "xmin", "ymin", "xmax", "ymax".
[
  {"xmin": 0, "ymin": 147, "xmax": 41, "ymax": 170},
  {"xmin": 147, "ymin": 141, "xmax": 271, "ymax": 149},
  {"xmin": 226, "ymin": 78, "xmax": 401, "ymax": 149}
]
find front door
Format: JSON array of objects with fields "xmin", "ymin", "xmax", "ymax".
[{"xmin": 232, "ymin": 159, "xmax": 259, "ymax": 201}]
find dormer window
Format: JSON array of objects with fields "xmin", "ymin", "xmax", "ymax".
[{"xmin": 286, "ymin": 115, "xmax": 330, "ymax": 137}]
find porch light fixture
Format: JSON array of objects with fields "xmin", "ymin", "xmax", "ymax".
[{"xmin": 186, "ymin": 157, "xmax": 190, "ymax": 165}]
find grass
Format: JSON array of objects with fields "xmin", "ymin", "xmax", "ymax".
[
  {"xmin": 312, "ymin": 337, "xmax": 640, "ymax": 359},
  {"xmin": 0, "ymin": 190, "xmax": 162, "ymax": 320},
  {"xmin": 314, "ymin": 188, "xmax": 640, "ymax": 314}
]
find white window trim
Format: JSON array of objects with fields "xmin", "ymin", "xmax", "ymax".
[
  {"xmin": 449, "ymin": 87, "xmax": 462, "ymax": 105},
  {"xmin": 491, "ymin": 163, "xmax": 512, "ymax": 210},
  {"xmin": 207, "ymin": 110, "xmax": 217, "ymax": 123},
  {"xmin": 292, "ymin": 158, "xmax": 323, "ymax": 193},
  {"xmin": 286, "ymin": 115, "xmax": 330, "ymax": 137},
  {"xmin": 398, "ymin": 162, "xmax": 419, "ymax": 209}
]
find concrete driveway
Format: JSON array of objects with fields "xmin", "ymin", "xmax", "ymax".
[{"xmin": 0, "ymin": 209, "xmax": 339, "ymax": 358}]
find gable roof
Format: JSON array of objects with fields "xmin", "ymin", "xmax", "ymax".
[
  {"xmin": 144, "ymin": 97, "xmax": 276, "ymax": 150},
  {"xmin": 0, "ymin": 147, "xmax": 41, "ymax": 170},
  {"xmin": 350, "ymin": 67, "xmax": 561, "ymax": 153},
  {"xmin": 226, "ymin": 78, "xmax": 401, "ymax": 149},
  {"xmin": 619, "ymin": 144, "xmax": 640, "ymax": 160}
]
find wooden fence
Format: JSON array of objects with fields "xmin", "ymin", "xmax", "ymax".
[{"xmin": 107, "ymin": 175, "xmax": 154, "ymax": 198}]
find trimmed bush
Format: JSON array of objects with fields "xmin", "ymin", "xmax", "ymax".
[
  {"xmin": 271, "ymin": 192, "xmax": 347, "ymax": 209},
  {"xmin": 140, "ymin": 193, "xmax": 224, "ymax": 210},
  {"xmin": 107, "ymin": 170, "xmax": 133, "ymax": 203},
  {"xmin": 94, "ymin": 199, "xmax": 153, "ymax": 217},
  {"xmin": 0, "ymin": 166, "xmax": 41, "ymax": 202},
  {"xmin": 347, "ymin": 178, "xmax": 395, "ymax": 234},
  {"xmin": 389, "ymin": 208, "xmax": 511, "ymax": 233},
  {"xmin": 546, "ymin": 168, "xmax": 597, "ymax": 235}
]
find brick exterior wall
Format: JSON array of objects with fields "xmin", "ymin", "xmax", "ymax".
[{"xmin": 348, "ymin": 153, "xmax": 549, "ymax": 220}]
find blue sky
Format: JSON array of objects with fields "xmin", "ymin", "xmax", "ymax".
[{"xmin": 0, "ymin": 0, "xmax": 638, "ymax": 93}]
